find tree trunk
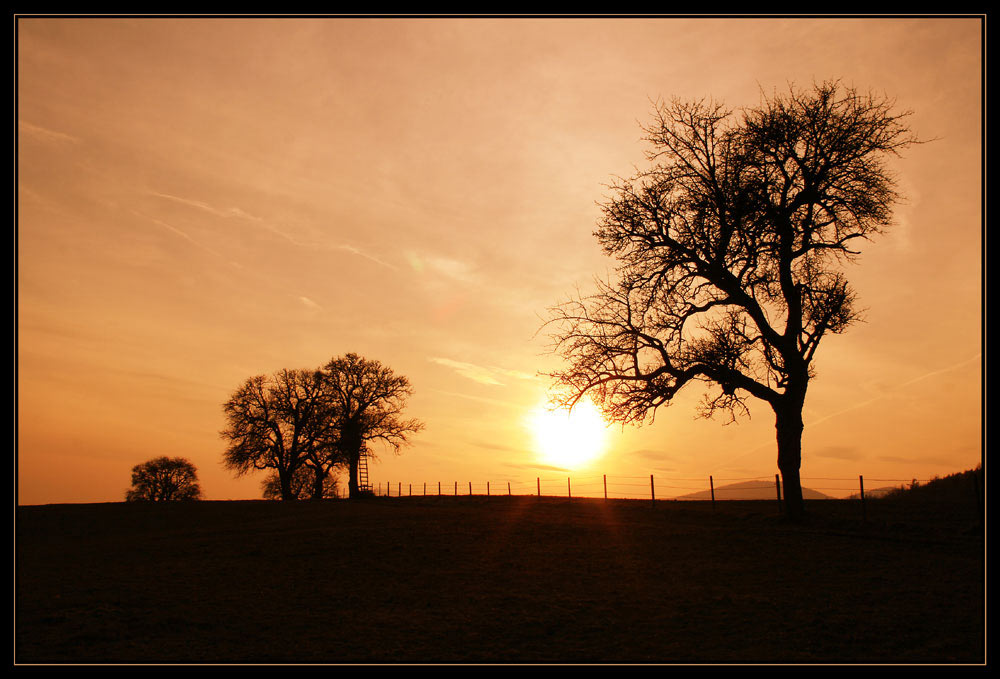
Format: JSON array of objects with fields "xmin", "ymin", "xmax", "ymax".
[
  {"xmin": 347, "ymin": 455, "xmax": 359, "ymax": 499},
  {"xmin": 775, "ymin": 403, "xmax": 805, "ymax": 520},
  {"xmin": 311, "ymin": 466, "xmax": 326, "ymax": 500},
  {"xmin": 279, "ymin": 469, "xmax": 296, "ymax": 501}
]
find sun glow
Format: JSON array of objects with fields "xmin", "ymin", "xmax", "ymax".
[{"xmin": 529, "ymin": 399, "xmax": 609, "ymax": 469}]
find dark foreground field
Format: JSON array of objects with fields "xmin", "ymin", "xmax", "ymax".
[{"xmin": 16, "ymin": 495, "xmax": 984, "ymax": 664}]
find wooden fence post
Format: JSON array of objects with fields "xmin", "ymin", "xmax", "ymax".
[
  {"xmin": 603, "ymin": 474, "xmax": 607, "ymax": 501},
  {"xmin": 508, "ymin": 481, "xmax": 511, "ymax": 496},
  {"xmin": 568, "ymin": 477, "xmax": 571, "ymax": 499},
  {"xmin": 398, "ymin": 482, "xmax": 401, "ymax": 498},
  {"xmin": 454, "ymin": 481, "xmax": 457, "ymax": 496},
  {"xmin": 437, "ymin": 481, "xmax": 441, "ymax": 496},
  {"xmin": 469, "ymin": 481, "xmax": 472, "ymax": 495},
  {"xmin": 710, "ymin": 475, "xmax": 716, "ymax": 509},
  {"xmin": 650, "ymin": 474, "xmax": 655, "ymax": 507},
  {"xmin": 775, "ymin": 474, "xmax": 782, "ymax": 514},
  {"xmin": 409, "ymin": 483, "xmax": 412, "ymax": 497},
  {"xmin": 537, "ymin": 477, "xmax": 540, "ymax": 497},
  {"xmin": 859, "ymin": 475, "xmax": 867, "ymax": 522},
  {"xmin": 487, "ymin": 481, "xmax": 490, "ymax": 496}
]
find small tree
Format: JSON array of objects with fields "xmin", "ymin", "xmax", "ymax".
[
  {"xmin": 546, "ymin": 82, "xmax": 916, "ymax": 520},
  {"xmin": 126, "ymin": 457, "xmax": 202, "ymax": 502},
  {"xmin": 320, "ymin": 353, "xmax": 423, "ymax": 499}
]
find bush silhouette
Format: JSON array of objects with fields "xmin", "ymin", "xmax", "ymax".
[{"xmin": 125, "ymin": 456, "xmax": 202, "ymax": 502}]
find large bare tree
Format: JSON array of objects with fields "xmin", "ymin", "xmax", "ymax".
[
  {"xmin": 546, "ymin": 82, "xmax": 916, "ymax": 519},
  {"xmin": 320, "ymin": 353, "xmax": 423, "ymax": 499},
  {"xmin": 221, "ymin": 368, "xmax": 337, "ymax": 501}
]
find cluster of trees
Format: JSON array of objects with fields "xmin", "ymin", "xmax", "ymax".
[
  {"xmin": 221, "ymin": 353, "xmax": 423, "ymax": 500},
  {"xmin": 126, "ymin": 456, "xmax": 202, "ymax": 502},
  {"xmin": 546, "ymin": 82, "xmax": 916, "ymax": 520}
]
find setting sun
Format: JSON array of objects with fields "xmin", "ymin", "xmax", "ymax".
[{"xmin": 528, "ymin": 399, "xmax": 609, "ymax": 469}]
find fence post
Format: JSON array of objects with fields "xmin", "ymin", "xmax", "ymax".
[
  {"xmin": 508, "ymin": 481, "xmax": 511, "ymax": 496},
  {"xmin": 487, "ymin": 481, "xmax": 490, "ymax": 496},
  {"xmin": 650, "ymin": 474, "xmax": 655, "ymax": 507},
  {"xmin": 859, "ymin": 475, "xmax": 867, "ymax": 522},
  {"xmin": 537, "ymin": 477, "xmax": 540, "ymax": 497},
  {"xmin": 603, "ymin": 474, "xmax": 607, "ymax": 501},
  {"xmin": 568, "ymin": 477, "xmax": 571, "ymax": 499},
  {"xmin": 710, "ymin": 475, "xmax": 716, "ymax": 509},
  {"xmin": 775, "ymin": 474, "xmax": 782, "ymax": 515},
  {"xmin": 409, "ymin": 483, "xmax": 412, "ymax": 497},
  {"xmin": 398, "ymin": 482, "xmax": 401, "ymax": 498},
  {"xmin": 438, "ymin": 481, "xmax": 441, "ymax": 496},
  {"xmin": 469, "ymin": 481, "xmax": 472, "ymax": 495},
  {"xmin": 454, "ymin": 481, "xmax": 457, "ymax": 496}
]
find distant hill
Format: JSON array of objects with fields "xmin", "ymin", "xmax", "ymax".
[{"xmin": 677, "ymin": 479, "xmax": 834, "ymax": 501}]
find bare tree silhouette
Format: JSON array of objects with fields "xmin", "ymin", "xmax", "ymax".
[
  {"xmin": 545, "ymin": 82, "xmax": 917, "ymax": 520},
  {"xmin": 221, "ymin": 369, "xmax": 336, "ymax": 501},
  {"xmin": 222, "ymin": 354, "xmax": 421, "ymax": 501},
  {"xmin": 320, "ymin": 353, "xmax": 423, "ymax": 499}
]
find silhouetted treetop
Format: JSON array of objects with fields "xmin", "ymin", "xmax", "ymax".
[{"xmin": 126, "ymin": 456, "xmax": 202, "ymax": 502}]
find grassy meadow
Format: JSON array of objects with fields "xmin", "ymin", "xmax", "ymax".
[{"xmin": 15, "ymin": 487, "xmax": 984, "ymax": 664}]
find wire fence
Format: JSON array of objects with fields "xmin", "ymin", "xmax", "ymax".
[{"xmin": 363, "ymin": 472, "xmax": 949, "ymax": 503}]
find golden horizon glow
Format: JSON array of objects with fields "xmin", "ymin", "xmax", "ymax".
[
  {"xmin": 528, "ymin": 399, "xmax": 609, "ymax": 470},
  {"xmin": 16, "ymin": 18, "xmax": 983, "ymax": 504}
]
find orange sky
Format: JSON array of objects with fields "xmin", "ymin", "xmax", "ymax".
[{"xmin": 17, "ymin": 17, "xmax": 983, "ymax": 504}]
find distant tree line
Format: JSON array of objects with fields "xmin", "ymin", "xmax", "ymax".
[{"xmin": 221, "ymin": 353, "xmax": 423, "ymax": 500}]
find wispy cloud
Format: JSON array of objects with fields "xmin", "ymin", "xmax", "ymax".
[
  {"xmin": 18, "ymin": 120, "xmax": 80, "ymax": 145},
  {"xmin": 298, "ymin": 296, "xmax": 322, "ymax": 310},
  {"xmin": 148, "ymin": 191, "xmax": 312, "ymax": 249},
  {"xmin": 133, "ymin": 210, "xmax": 228, "ymax": 260},
  {"xmin": 406, "ymin": 251, "xmax": 474, "ymax": 281},
  {"xmin": 814, "ymin": 445, "xmax": 864, "ymax": 461},
  {"xmin": 336, "ymin": 244, "xmax": 398, "ymax": 270},
  {"xmin": 150, "ymin": 191, "xmax": 398, "ymax": 271},
  {"xmin": 805, "ymin": 354, "xmax": 982, "ymax": 429},
  {"xmin": 877, "ymin": 451, "xmax": 973, "ymax": 467},
  {"xmin": 148, "ymin": 191, "xmax": 263, "ymax": 221},
  {"xmin": 428, "ymin": 389, "xmax": 523, "ymax": 411},
  {"xmin": 430, "ymin": 357, "xmax": 536, "ymax": 386}
]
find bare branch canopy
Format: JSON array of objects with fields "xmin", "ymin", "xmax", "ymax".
[{"xmin": 545, "ymin": 81, "xmax": 917, "ymax": 519}]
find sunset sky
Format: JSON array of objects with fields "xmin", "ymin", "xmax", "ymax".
[{"xmin": 17, "ymin": 17, "xmax": 983, "ymax": 504}]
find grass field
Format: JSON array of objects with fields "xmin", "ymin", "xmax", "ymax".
[{"xmin": 15, "ymin": 494, "xmax": 985, "ymax": 664}]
